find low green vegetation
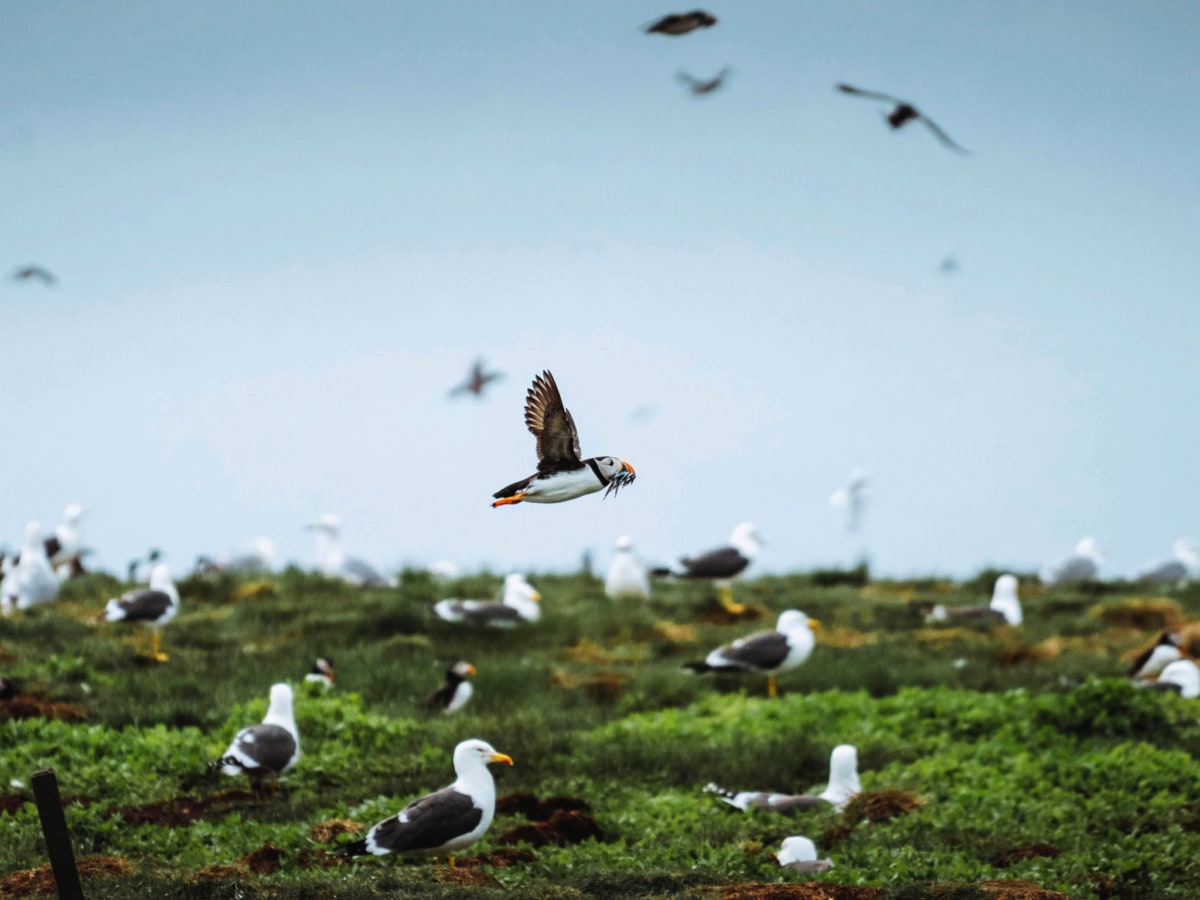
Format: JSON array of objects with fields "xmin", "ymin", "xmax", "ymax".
[{"xmin": 1, "ymin": 569, "xmax": 1199, "ymax": 898}]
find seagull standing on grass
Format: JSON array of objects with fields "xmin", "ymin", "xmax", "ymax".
[
  {"xmin": 929, "ymin": 574, "xmax": 1022, "ymax": 626},
  {"xmin": 305, "ymin": 514, "xmax": 389, "ymax": 587},
  {"xmin": 656, "ymin": 522, "xmax": 764, "ymax": 614},
  {"xmin": 605, "ymin": 536, "xmax": 651, "ymax": 599},
  {"xmin": 339, "ymin": 738, "xmax": 513, "ymax": 866},
  {"xmin": 1041, "ymin": 537, "xmax": 1105, "ymax": 585},
  {"xmin": 44, "ymin": 504, "xmax": 86, "ymax": 578},
  {"xmin": 1135, "ymin": 539, "xmax": 1199, "ymax": 585},
  {"xmin": 433, "ymin": 573, "xmax": 541, "ymax": 627},
  {"xmin": 705, "ymin": 744, "xmax": 861, "ymax": 813},
  {"xmin": 104, "ymin": 563, "xmax": 179, "ymax": 662},
  {"xmin": 1, "ymin": 523, "xmax": 59, "ymax": 614},
  {"xmin": 492, "ymin": 370, "xmax": 635, "ymax": 507},
  {"xmin": 211, "ymin": 683, "xmax": 299, "ymax": 798},
  {"xmin": 685, "ymin": 609, "xmax": 819, "ymax": 698}
]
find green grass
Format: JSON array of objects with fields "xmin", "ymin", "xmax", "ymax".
[{"xmin": 2, "ymin": 569, "xmax": 1199, "ymax": 897}]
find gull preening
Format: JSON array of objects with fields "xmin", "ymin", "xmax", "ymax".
[{"xmin": 492, "ymin": 370, "xmax": 635, "ymax": 508}]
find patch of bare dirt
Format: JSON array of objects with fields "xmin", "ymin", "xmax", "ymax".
[
  {"xmin": 309, "ymin": 817, "xmax": 364, "ymax": 843},
  {"xmin": 1, "ymin": 855, "xmax": 132, "ymax": 897},
  {"xmin": 991, "ymin": 843, "xmax": 1060, "ymax": 866},
  {"xmin": 496, "ymin": 791, "xmax": 590, "ymax": 820},
  {"xmin": 113, "ymin": 789, "xmax": 258, "ymax": 826},
  {"xmin": 1071, "ymin": 873, "xmax": 1134, "ymax": 900},
  {"xmin": 192, "ymin": 864, "xmax": 245, "ymax": 881},
  {"xmin": 0, "ymin": 691, "xmax": 87, "ymax": 723},
  {"xmin": 458, "ymin": 848, "xmax": 538, "ymax": 868},
  {"xmin": 239, "ymin": 843, "xmax": 285, "ymax": 875},
  {"xmin": 432, "ymin": 866, "xmax": 499, "ymax": 886}
]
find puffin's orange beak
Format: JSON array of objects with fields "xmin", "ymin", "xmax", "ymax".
[{"xmin": 621, "ymin": 461, "xmax": 636, "ymax": 475}]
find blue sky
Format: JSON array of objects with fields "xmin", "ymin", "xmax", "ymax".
[{"xmin": 3, "ymin": 2, "xmax": 1197, "ymax": 579}]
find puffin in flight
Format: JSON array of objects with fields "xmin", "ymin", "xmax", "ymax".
[{"xmin": 492, "ymin": 370, "xmax": 635, "ymax": 507}]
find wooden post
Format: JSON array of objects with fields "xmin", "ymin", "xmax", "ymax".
[{"xmin": 31, "ymin": 768, "xmax": 83, "ymax": 900}]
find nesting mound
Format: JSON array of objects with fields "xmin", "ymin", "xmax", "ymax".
[
  {"xmin": 458, "ymin": 848, "xmax": 538, "ymax": 868},
  {"xmin": 995, "ymin": 638, "xmax": 1063, "ymax": 666},
  {"xmin": 309, "ymin": 817, "xmax": 364, "ymax": 843},
  {"xmin": 239, "ymin": 843, "xmax": 285, "ymax": 875},
  {"xmin": 824, "ymin": 789, "xmax": 924, "ymax": 844},
  {"xmin": 549, "ymin": 668, "xmax": 631, "ymax": 702},
  {"xmin": 496, "ymin": 791, "xmax": 601, "ymax": 848},
  {"xmin": 1, "ymin": 855, "xmax": 132, "ymax": 897}
]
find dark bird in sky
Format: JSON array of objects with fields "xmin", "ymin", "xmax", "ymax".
[
  {"xmin": 645, "ymin": 11, "xmax": 718, "ymax": 36},
  {"xmin": 836, "ymin": 84, "xmax": 970, "ymax": 155},
  {"xmin": 677, "ymin": 67, "xmax": 732, "ymax": 95},
  {"xmin": 450, "ymin": 359, "xmax": 503, "ymax": 399},
  {"xmin": 12, "ymin": 265, "xmax": 56, "ymax": 286},
  {"xmin": 492, "ymin": 370, "xmax": 635, "ymax": 507}
]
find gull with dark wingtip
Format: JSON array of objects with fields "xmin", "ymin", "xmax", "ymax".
[
  {"xmin": 104, "ymin": 563, "xmax": 179, "ymax": 662},
  {"xmin": 677, "ymin": 67, "xmax": 732, "ymax": 95},
  {"xmin": 685, "ymin": 609, "xmax": 819, "ymax": 698},
  {"xmin": 492, "ymin": 370, "xmax": 635, "ymax": 507},
  {"xmin": 12, "ymin": 265, "xmax": 56, "ymax": 286},
  {"xmin": 836, "ymin": 84, "xmax": 970, "ymax": 155},
  {"xmin": 645, "ymin": 10, "xmax": 717, "ymax": 36},
  {"xmin": 449, "ymin": 359, "xmax": 503, "ymax": 399}
]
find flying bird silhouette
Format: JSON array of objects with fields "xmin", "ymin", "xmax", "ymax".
[
  {"xmin": 836, "ymin": 84, "xmax": 970, "ymax": 155},
  {"xmin": 645, "ymin": 10, "xmax": 718, "ymax": 36},
  {"xmin": 12, "ymin": 265, "xmax": 56, "ymax": 286},
  {"xmin": 677, "ymin": 67, "xmax": 732, "ymax": 95},
  {"xmin": 492, "ymin": 371, "xmax": 635, "ymax": 507},
  {"xmin": 449, "ymin": 359, "xmax": 503, "ymax": 399}
]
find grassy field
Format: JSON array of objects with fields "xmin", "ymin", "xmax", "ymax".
[{"xmin": 2, "ymin": 567, "xmax": 1199, "ymax": 898}]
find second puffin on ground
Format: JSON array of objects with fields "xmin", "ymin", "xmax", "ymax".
[{"xmin": 492, "ymin": 370, "xmax": 635, "ymax": 508}]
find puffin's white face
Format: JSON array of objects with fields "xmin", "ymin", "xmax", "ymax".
[
  {"xmin": 595, "ymin": 457, "xmax": 635, "ymax": 480},
  {"xmin": 451, "ymin": 661, "xmax": 477, "ymax": 679}
]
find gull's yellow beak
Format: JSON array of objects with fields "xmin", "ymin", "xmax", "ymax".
[
  {"xmin": 490, "ymin": 752, "xmax": 514, "ymax": 766},
  {"xmin": 808, "ymin": 618, "xmax": 822, "ymax": 630},
  {"xmin": 621, "ymin": 460, "xmax": 636, "ymax": 475},
  {"xmin": 531, "ymin": 591, "xmax": 542, "ymax": 602}
]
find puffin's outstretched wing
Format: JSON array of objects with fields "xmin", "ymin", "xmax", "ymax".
[{"xmin": 524, "ymin": 371, "xmax": 582, "ymax": 469}]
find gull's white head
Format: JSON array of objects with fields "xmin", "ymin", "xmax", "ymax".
[
  {"xmin": 22, "ymin": 522, "xmax": 44, "ymax": 553},
  {"xmin": 452, "ymin": 738, "xmax": 514, "ymax": 774},
  {"xmin": 62, "ymin": 504, "xmax": 84, "ymax": 523},
  {"xmin": 266, "ymin": 683, "xmax": 295, "ymax": 722},
  {"xmin": 615, "ymin": 535, "xmax": 634, "ymax": 551},
  {"xmin": 776, "ymin": 609, "xmax": 819, "ymax": 634},
  {"xmin": 148, "ymin": 563, "xmax": 174, "ymax": 591},
  {"xmin": 1075, "ymin": 536, "xmax": 1105, "ymax": 563},
  {"xmin": 730, "ymin": 522, "xmax": 764, "ymax": 557},
  {"xmin": 252, "ymin": 537, "xmax": 276, "ymax": 561}
]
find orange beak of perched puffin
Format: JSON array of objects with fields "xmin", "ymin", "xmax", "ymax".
[{"xmin": 621, "ymin": 461, "xmax": 636, "ymax": 475}]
